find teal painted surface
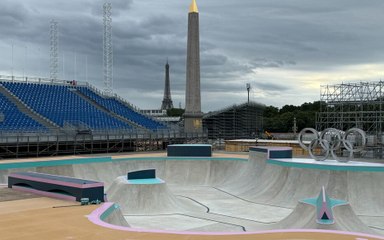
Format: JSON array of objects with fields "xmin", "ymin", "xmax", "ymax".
[
  {"xmin": 249, "ymin": 147, "xmax": 268, "ymax": 153},
  {"xmin": 301, "ymin": 197, "xmax": 347, "ymax": 209},
  {"xmin": 0, "ymin": 156, "xmax": 247, "ymax": 170},
  {"xmin": 169, "ymin": 144, "xmax": 211, "ymax": 147},
  {"xmin": 114, "ymin": 157, "xmax": 247, "ymax": 162},
  {"xmin": 318, "ymin": 219, "xmax": 334, "ymax": 224},
  {"xmin": 301, "ymin": 195, "xmax": 347, "ymax": 225},
  {"xmin": 269, "ymin": 150, "xmax": 292, "ymax": 159},
  {"xmin": 267, "ymin": 159, "xmax": 384, "ymax": 172},
  {"xmin": 0, "ymin": 157, "xmax": 112, "ymax": 170},
  {"xmin": 127, "ymin": 178, "xmax": 163, "ymax": 184},
  {"xmin": 100, "ymin": 203, "xmax": 120, "ymax": 220},
  {"xmin": 329, "ymin": 198, "xmax": 348, "ymax": 206},
  {"xmin": 301, "ymin": 198, "xmax": 317, "ymax": 205}
]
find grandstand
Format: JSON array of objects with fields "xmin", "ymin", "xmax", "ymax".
[
  {"xmin": 0, "ymin": 92, "xmax": 47, "ymax": 132},
  {"xmin": 2, "ymin": 82, "xmax": 131, "ymax": 131},
  {"xmin": 0, "ymin": 77, "xmax": 206, "ymax": 158},
  {"xmin": 203, "ymin": 101, "xmax": 265, "ymax": 140},
  {"xmin": 77, "ymin": 87, "xmax": 166, "ymax": 130},
  {"xmin": 0, "ymin": 79, "xmax": 166, "ymax": 132}
]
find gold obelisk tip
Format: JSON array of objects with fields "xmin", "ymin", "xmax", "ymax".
[{"xmin": 189, "ymin": 0, "xmax": 198, "ymax": 13}]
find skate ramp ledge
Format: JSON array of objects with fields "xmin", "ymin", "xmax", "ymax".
[
  {"xmin": 0, "ymin": 156, "xmax": 246, "ymax": 170},
  {"xmin": 167, "ymin": 144, "xmax": 212, "ymax": 157},
  {"xmin": 126, "ymin": 178, "xmax": 164, "ymax": 184},
  {"xmin": 8, "ymin": 172, "xmax": 104, "ymax": 202},
  {"xmin": 0, "ymin": 156, "xmax": 112, "ymax": 170},
  {"xmin": 12, "ymin": 185, "xmax": 77, "ymax": 201},
  {"xmin": 250, "ymin": 146, "xmax": 292, "ymax": 159},
  {"xmin": 99, "ymin": 202, "xmax": 121, "ymax": 221},
  {"xmin": 267, "ymin": 158, "xmax": 384, "ymax": 172},
  {"xmin": 87, "ymin": 202, "xmax": 384, "ymax": 239},
  {"xmin": 128, "ymin": 169, "xmax": 156, "ymax": 180}
]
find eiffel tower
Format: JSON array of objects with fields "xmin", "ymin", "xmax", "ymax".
[{"xmin": 161, "ymin": 61, "xmax": 174, "ymax": 110}]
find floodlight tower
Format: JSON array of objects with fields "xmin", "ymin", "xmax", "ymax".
[
  {"xmin": 50, "ymin": 19, "xmax": 59, "ymax": 80},
  {"xmin": 103, "ymin": 3, "xmax": 113, "ymax": 96},
  {"xmin": 246, "ymin": 83, "xmax": 251, "ymax": 104}
]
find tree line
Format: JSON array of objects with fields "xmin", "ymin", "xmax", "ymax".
[
  {"xmin": 263, "ymin": 101, "xmax": 321, "ymax": 133},
  {"xmin": 166, "ymin": 101, "xmax": 322, "ymax": 133}
]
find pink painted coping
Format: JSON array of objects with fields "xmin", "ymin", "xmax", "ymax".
[
  {"xmin": 12, "ymin": 185, "xmax": 77, "ymax": 201},
  {"xmin": 9, "ymin": 173, "xmax": 104, "ymax": 189},
  {"xmin": 87, "ymin": 202, "xmax": 384, "ymax": 239}
]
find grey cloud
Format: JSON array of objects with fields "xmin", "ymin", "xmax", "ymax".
[
  {"xmin": 114, "ymin": 15, "xmax": 184, "ymax": 42},
  {"xmin": 0, "ymin": 1, "xmax": 28, "ymax": 27},
  {"xmin": 201, "ymin": 53, "xmax": 227, "ymax": 67},
  {"xmin": 256, "ymin": 82, "xmax": 291, "ymax": 92},
  {"xmin": 1, "ymin": 0, "xmax": 384, "ymax": 111},
  {"xmin": 249, "ymin": 58, "xmax": 296, "ymax": 69},
  {"xmin": 90, "ymin": 0, "xmax": 133, "ymax": 17}
]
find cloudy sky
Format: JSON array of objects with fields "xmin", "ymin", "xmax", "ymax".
[{"xmin": 1, "ymin": 0, "xmax": 384, "ymax": 112}]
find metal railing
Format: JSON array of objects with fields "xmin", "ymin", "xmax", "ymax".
[
  {"xmin": 0, "ymin": 128, "xmax": 208, "ymax": 143},
  {"xmin": 0, "ymin": 75, "xmax": 87, "ymax": 86}
]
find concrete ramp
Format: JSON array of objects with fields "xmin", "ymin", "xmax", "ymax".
[
  {"xmin": 102, "ymin": 204, "xmax": 130, "ymax": 227},
  {"xmin": 347, "ymin": 171, "xmax": 384, "ymax": 216},
  {"xmin": 267, "ymin": 202, "xmax": 377, "ymax": 235},
  {"xmin": 2, "ymin": 151, "xmax": 384, "ymax": 236},
  {"xmin": 107, "ymin": 176, "xmax": 204, "ymax": 215},
  {"xmin": 216, "ymin": 149, "xmax": 384, "ymax": 215},
  {"xmin": 333, "ymin": 204, "xmax": 378, "ymax": 234},
  {"xmin": 217, "ymin": 151, "xmax": 330, "ymax": 208}
]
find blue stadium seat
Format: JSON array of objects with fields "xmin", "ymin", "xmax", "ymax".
[
  {"xmin": 0, "ymin": 90, "xmax": 47, "ymax": 132},
  {"xmin": 77, "ymin": 87, "xmax": 167, "ymax": 130},
  {"xmin": 2, "ymin": 82, "xmax": 132, "ymax": 131}
]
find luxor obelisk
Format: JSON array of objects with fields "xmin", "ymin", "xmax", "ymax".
[{"xmin": 184, "ymin": 0, "xmax": 203, "ymax": 133}]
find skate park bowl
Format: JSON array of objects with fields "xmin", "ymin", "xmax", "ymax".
[{"xmin": 1, "ymin": 147, "xmax": 384, "ymax": 239}]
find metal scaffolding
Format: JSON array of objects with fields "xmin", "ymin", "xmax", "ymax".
[
  {"xmin": 316, "ymin": 81, "xmax": 384, "ymax": 141},
  {"xmin": 203, "ymin": 102, "xmax": 264, "ymax": 140},
  {"xmin": 103, "ymin": 3, "xmax": 113, "ymax": 96},
  {"xmin": 0, "ymin": 130, "xmax": 207, "ymax": 159},
  {"xmin": 50, "ymin": 19, "xmax": 59, "ymax": 80}
]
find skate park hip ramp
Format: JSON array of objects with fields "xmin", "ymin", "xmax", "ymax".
[{"xmin": 1, "ymin": 147, "xmax": 384, "ymax": 239}]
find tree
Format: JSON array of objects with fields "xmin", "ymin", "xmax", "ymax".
[
  {"xmin": 300, "ymin": 101, "xmax": 321, "ymax": 112},
  {"xmin": 263, "ymin": 106, "xmax": 279, "ymax": 118},
  {"xmin": 167, "ymin": 108, "xmax": 185, "ymax": 117},
  {"xmin": 262, "ymin": 101, "xmax": 320, "ymax": 133},
  {"xmin": 280, "ymin": 105, "xmax": 299, "ymax": 114}
]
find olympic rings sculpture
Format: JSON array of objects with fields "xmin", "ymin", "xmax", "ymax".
[{"xmin": 297, "ymin": 128, "xmax": 367, "ymax": 162}]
